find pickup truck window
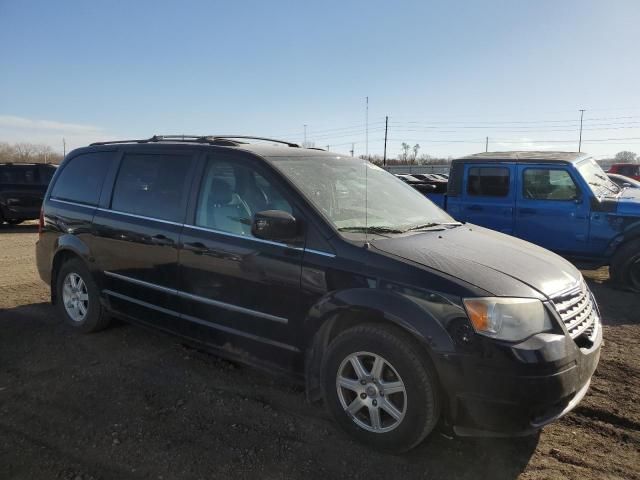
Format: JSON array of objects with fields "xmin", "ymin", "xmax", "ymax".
[
  {"xmin": 467, "ymin": 167, "xmax": 509, "ymax": 197},
  {"xmin": 523, "ymin": 169, "xmax": 578, "ymax": 201}
]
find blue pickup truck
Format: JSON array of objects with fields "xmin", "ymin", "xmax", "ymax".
[{"xmin": 426, "ymin": 151, "xmax": 640, "ymax": 289}]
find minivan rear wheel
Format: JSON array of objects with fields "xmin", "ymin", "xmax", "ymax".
[
  {"xmin": 56, "ymin": 258, "xmax": 111, "ymax": 333},
  {"xmin": 321, "ymin": 323, "xmax": 440, "ymax": 453}
]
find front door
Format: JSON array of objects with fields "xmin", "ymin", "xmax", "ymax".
[
  {"xmin": 514, "ymin": 165, "xmax": 590, "ymax": 254},
  {"xmin": 459, "ymin": 164, "xmax": 515, "ymax": 234},
  {"xmin": 178, "ymin": 153, "xmax": 305, "ymax": 371}
]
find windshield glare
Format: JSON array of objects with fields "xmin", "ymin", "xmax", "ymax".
[
  {"xmin": 271, "ymin": 155, "xmax": 454, "ymax": 232},
  {"xmin": 577, "ymin": 158, "xmax": 620, "ymax": 196}
]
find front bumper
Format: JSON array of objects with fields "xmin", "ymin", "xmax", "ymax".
[{"xmin": 437, "ymin": 323, "xmax": 602, "ymax": 437}]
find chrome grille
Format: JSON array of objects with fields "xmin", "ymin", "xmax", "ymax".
[{"xmin": 551, "ymin": 282, "xmax": 599, "ymax": 343}]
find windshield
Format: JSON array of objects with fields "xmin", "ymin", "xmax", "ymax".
[
  {"xmin": 271, "ymin": 155, "xmax": 454, "ymax": 233},
  {"xmin": 576, "ymin": 157, "xmax": 620, "ymax": 196}
]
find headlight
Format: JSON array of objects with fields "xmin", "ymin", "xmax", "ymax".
[{"xmin": 462, "ymin": 297, "xmax": 553, "ymax": 342}]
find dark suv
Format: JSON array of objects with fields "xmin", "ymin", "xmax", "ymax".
[
  {"xmin": 36, "ymin": 135, "xmax": 602, "ymax": 452},
  {"xmin": 0, "ymin": 162, "xmax": 56, "ymax": 224}
]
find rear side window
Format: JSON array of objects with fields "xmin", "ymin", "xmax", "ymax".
[
  {"xmin": 111, "ymin": 154, "xmax": 193, "ymax": 223},
  {"xmin": 51, "ymin": 153, "xmax": 112, "ymax": 205},
  {"xmin": 467, "ymin": 167, "xmax": 510, "ymax": 197},
  {"xmin": 0, "ymin": 165, "xmax": 38, "ymax": 184}
]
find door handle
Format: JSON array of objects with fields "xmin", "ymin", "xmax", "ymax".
[
  {"xmin": 185, "ymin": 241, "xmax": 209, "ymax": 255},
  {"xmin": 467, "ymin": 205, "xmax": 483, "ymax": 211},
  {"xmin": 150, "ymin": 234, "xmax": 174, "ymax": 246},
  {"xmin": 519, "ymin": 208, "xmax": 537, "ymax": 215}
]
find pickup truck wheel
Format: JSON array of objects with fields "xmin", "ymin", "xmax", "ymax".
[
  {"xmin": 321, "ymin": 324, "xmax": 440, "ymax": 453},
  {"xmin": 610, "ymin": 238, "xmax": 640, "ymax": 291},
  {"xmin": 56, "ymin": 258, "xmax": 111, "ymax": 333}
]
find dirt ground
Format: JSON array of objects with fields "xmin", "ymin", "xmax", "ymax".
[{"xmin": 0, "ymin": 223, "xmax": 638, "ymax": 480}]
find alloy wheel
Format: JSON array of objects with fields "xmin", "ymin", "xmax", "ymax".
[
  {"xmin": 336, "ymin": 351, "xmax": 407, "ymax": 433},
  {"xmin": 62, "ymin": 272, "xmax": 89, "ymax": 322}
]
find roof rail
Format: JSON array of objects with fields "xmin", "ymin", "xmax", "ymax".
[
  {"xmin": 209, "ymin": 136, "xmax": 299, "ymax": 148},
  {"xmin": 90, "ymin": 135, "xmax": 299, "ymax": 148}
]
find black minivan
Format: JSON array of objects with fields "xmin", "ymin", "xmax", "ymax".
[{"xmin": 36, "ymin": 135, "xmax": 602, "ymax": 452}]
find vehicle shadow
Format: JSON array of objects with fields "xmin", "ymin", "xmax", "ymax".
[
  {"xmin": 582, "ymin": 268, "xmax": 640, "ymax": 327},
  {"xmin": 0, "ymin": 221, "xmax": 38, "ymax": 233},
  {"xmin": 0, "ymin": 301, "xmax": 539, "ymax": 480}
]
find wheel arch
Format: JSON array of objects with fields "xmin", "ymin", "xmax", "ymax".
[
  {"xmin": 605, "ymin": 218, "xmax": 640, "ymax": 258},
  {"xmin": 303, "ymin": 288, "xmax": 452, "ymax": 402},
  {"xmin": 50, "ymin": 235, "xmax": 93, "ymax": 304}
]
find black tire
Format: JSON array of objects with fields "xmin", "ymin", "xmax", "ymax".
[
  {"xmin": 56, "ymin": 258, "xmax": 111, "ymax": 333},
  {"xmin": 321, "ymin": 323, "xmax": 440, "ymax": 453},
  {"xmin": 610, "ymin": 238, "xmax": 640, "ymax": 292}
]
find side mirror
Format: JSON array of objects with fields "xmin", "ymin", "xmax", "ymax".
[{"xmin": 252, "ymin": 210, "xmax": 298, "ymax": 241}]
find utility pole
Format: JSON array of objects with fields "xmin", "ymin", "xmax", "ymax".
[
  {"xmin": 365, "ymin": 96, "xmax": 369, "ymax": 159},
  {"xmin": 350, "ymin": 143, "xmax": 354, "ymax": 157},
  {"xmin": 326, "ymin": 145, "xmax": 330, "ymax": 151},
  {"xmin": 303, "ymin": 124, "xmax": 307, "ymax": 147},
  {"xmin": 485, "ymin": 136, "xmax": 488, "ymax": 152},
  {"xmin": 383, "ymin": 116, "xmax": 389, "ymax": 166},
  {"xmin": 578, "ymin": 109, "xmax": 585, "ymax": 152},
  {"xmin": 63, "ymin": 138, "xmax": 66, "ymax": 157}
]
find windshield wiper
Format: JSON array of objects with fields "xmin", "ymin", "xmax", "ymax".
[
  {"xmin": 589, "ymin": 181, "xmax": 619, "ymax": 195},
  {"xmin": 405, "ymin": 221, "xmax": 462, "ymax": 232},
  {"xmin": 593, "ymin": 173, "xmax": 621, "ymax": 194},
  {"xmin": 337, "ymin": 226, "xmax": 405, "ymax": 234}
]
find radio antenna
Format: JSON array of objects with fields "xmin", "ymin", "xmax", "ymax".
[{"xmin": 364, "ymin": 154, "xmax": 369, "ymax": 247}]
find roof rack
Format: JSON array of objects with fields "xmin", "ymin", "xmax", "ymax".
[{"xmin": 90, "ymin": 135, "xmax": 300, "ymax": 148}]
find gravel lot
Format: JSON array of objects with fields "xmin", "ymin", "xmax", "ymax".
[{"xmin": 0, "ymin": 223, "xmax": 638, "ymax": 480}]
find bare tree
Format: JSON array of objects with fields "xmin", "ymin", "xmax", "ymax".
[
  {"xmin": 398, "ymin": 142, "xmax": 410, "ymax": 162},
  {"xmin": 614, "ymin": 151, "xmax": 638, "ymax": 163},
  {"xmin": 411, "ymin": 144, "xmax": 420, "ymax": 163},
  {"xmin": 0, "ymin": 142, "xmax": 63, "ymax": 164}
]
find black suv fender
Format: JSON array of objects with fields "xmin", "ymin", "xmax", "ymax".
[{"xmin": 302, "ymin": 287, "xmax": 458, "ymax": 401}]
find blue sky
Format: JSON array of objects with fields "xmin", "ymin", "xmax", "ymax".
[{"xmin": 1, "ymin": 0, "xmax": 639, "ymax": 158}]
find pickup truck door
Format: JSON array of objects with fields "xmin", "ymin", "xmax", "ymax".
[
  {"xmin": 514, "ymin": 165, "xmax": 590, "ymax": 254},
  {"xmin": 458, "ymin": 164, "xmax": 515, "ymax": 234}
]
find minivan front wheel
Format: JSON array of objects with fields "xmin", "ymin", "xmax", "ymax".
[
  {"xmin": 56, "ymin": 258, "xmax": 110, "ymax": 333},
  {"xmin": 321, "ymin": 324, "xmax": 440, "ymax": 453}
]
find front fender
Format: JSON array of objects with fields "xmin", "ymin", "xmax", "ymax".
[
  {"xmin": 304, "ymin": 287, "xmax": 462, "ymax": 354},
  {"xmin": 605, "ymin": 216, "xmax": 640, "ymax": 256}
]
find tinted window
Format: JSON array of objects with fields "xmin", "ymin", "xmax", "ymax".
[
  {"xmin": 111, "ymin": 154, "xmax": 193, "ymax": 223},
  {"xmin": 51, "ymin": 153, "xmax": 112, "ymax": 205},
  {"xmin": 467, "ymin": 167, "xmax": 510, "ymax": 197},
  {"xmin": 619, "ymin": 165, "xmax": 638, "ymax": 176},
  {"xmin": 195, "ymin": 158, "xmax": 292, "ymax": 236},
  {"xmin": 38, "ymin": 165, "xmax": 57, "ymax": 185},
  {"xmin": 0, "ymin": 165, "xmax": 38, "ymax": 185},
  {"xmin": 523, "ymin": 169, "xmax": 578, "ymax": 200}
]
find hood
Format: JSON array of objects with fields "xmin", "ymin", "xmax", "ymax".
[
  {"xmin": 615, "ymin": 188, "xmax": 640, "ymax": 216},
  {"xmin": 372, "ymin": 225, "xmax": 580, "ymax": 299}
]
